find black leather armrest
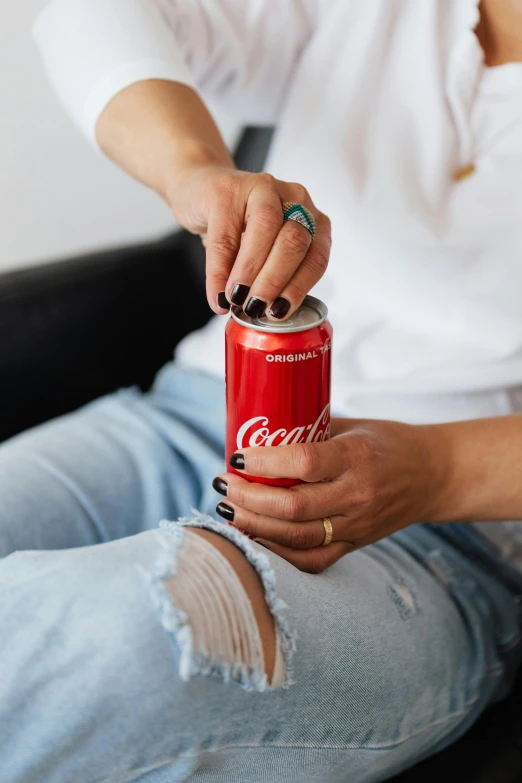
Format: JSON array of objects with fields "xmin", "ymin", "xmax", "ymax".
[
  {"xmin": 0, "ymin": 126, "xmax": 276, "ymax": 442},
  {"xmin": 0, "ymin": 231, "xmax": 210, "ymax": 442}
]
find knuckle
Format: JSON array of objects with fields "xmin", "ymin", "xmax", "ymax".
[
  {"xmin": 356, "ymin": 433, "xmax": 378, "ymax": 462},
  {"xmin": 251, "ymin": 205, "xmax": 283, "ymax": 233},
  {"xmin": 238, "ymin": 262, "xmax": 262, "ymax": 283},
  {"xmin": 286, "ymin": 524, "xmax": 313, "ymax": 550},
  {"xmin": 232, "ymin": 483, "xmax": 249, "ymax": 509},
  {"xmin": 211, "ymin": 233, "xmax": 240, "ymax": 259},
  {"xmin": 287, "ymin": 278, "xmax": 308, "ymax": 302},
  {"xmin": 208, "ymin": 255, "xmax": 232, "ymax": 276},
  {"xmin": 350, "ymin": 433, "xmax": 379, "ymax": 474},
  {"xmin": 292, "ymin": 443, "xmax": 320, "ymax": 481},
  {"xmin": 206, "ymin": 265, "xmax": 228, "ymax": 287},
  {"xmin": 217, "ymin": 173, "xmax": 240, "ymax": 196},
  {"xmin": 349, "ymin": 437, "xmax": 379, "ymax": 508},
  {"xmin": 255, "ymin": 271, "xmax": 285, "ymax": 291},
  {"xmin": 330, "ymin": 437, "xmax": 349, "ymax": 472},
  {"xmin": 290, "ymin": 486, "xmax": 311, "ymax": 517},
  {"xmin": 288, "ymin": 183, "xmax": 309, "ymax": 203},
  {"xmin": 256, "ymin": 172, "xmax": 277, "ymax": 190},
  {"xmin": 358, "ymin": 479, "xmax": 377, "ymax": 508},
  {"xmin": 281, "ymin": 224, "xmax": 311, "ymax": 254},
  {"xmin": 280, "ymin": 490, "xmax": 306, "ymax": 522},
  {"xmin": 305, "ymin": 245, "xmax": 330, "ymax": 277}
]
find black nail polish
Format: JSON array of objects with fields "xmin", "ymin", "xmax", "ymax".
[
  {"xmin": 216, "ymin": 502, "xmax": 234, "ymax": 522},
  {"xmin": 231, "ymin": 284, "xmax": 250, "ymax": 306},
  {"xmin": 245, "ymin": 297, "xmax": 267, "ymax": 319},
  {"xmin": 230, "ymin": 453, "xmax": 245, "ymax": 470},
  {"xmin": 212, "ymin": 476, "xmax": 228, "ymax": 496},
  {"xmin": 217, "ymin": 291, "xmax": 230, "ymax": 310},
  {"xmin": 269, "ymin": 297, "xmax": 290, "ymax": 319}
]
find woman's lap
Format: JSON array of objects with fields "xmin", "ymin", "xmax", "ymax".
[{"xmin": 1, "ymin": 363, "xmax": 522, "ymax": 782}]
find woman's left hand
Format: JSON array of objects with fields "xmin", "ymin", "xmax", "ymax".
[{"xmin": 214, "ymin": 418, "xmax": 449, "ymax": 573}]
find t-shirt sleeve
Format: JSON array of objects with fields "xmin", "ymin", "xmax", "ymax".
[{"xmin": 33, "ymin": 0, "xmax": 320, "ymax": 147}]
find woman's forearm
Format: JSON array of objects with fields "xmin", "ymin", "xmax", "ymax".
[
  {"xmin": 427, "ymin": 415, "xmax": 522, "ymax": 523},
  {"xmin": 96, "ymin": 79, "xmax": 234, "ymax": 202}
]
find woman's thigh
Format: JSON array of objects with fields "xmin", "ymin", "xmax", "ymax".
[
  {"xmin": 2, "ymin": 517, "xmax": 521, "ymax": 783},
  {"xmin": 0, "ymin": 366, "xmax": 226, "ymax": 556}
]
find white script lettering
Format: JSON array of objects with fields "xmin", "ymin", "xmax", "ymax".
[{"xmin": 236, "ymin": 404, "xmax": 331, "ymax": 450}]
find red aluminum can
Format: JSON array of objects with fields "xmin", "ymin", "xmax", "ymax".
[{"xmin": 226, "ymin": 295, "xmax": 333, "ymax": 487}]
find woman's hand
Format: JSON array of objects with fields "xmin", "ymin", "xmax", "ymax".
[
  {"xmin": 167, "ymin": 162, "xmax": 331, "ymax": 318},
  {"xmin": 97, "ymin": 80, "xmax": 331, "ymax": 319},
  {"xmin": 214, "ymin": 418, "xmax": 450, "ymax": 573}
]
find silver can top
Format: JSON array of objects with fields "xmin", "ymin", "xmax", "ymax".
[{"xmin": 231, "ymin": 295, "xmax": 328, "ymax": 334}]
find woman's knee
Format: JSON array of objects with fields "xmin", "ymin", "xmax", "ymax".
[{"xmin": 165, "ymin": 528, "xmax": 283, "ymax": 686}]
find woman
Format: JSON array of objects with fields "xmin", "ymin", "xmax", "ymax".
[{"xmin": 2, "ymin": 0, "xmax": 522, "ymax": 780}]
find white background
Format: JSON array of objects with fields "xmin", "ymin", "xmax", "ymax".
[{"xmin": 0, "ymin": 0, "xmax": 238, "ymax": 272}]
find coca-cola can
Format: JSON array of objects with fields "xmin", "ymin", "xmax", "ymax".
[{"xmin": 226, "ymin": 295, "xmax": 332, "ymax": 487}]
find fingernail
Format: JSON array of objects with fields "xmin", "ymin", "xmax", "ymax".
[
  {"xmin": 217, "ymin": 291, "xmax": 230, "ymax": 310},
  {"xmin": 216, "ymin": 502, "xmax": 234, "ymax": 522},
  {"xmin": 245, "ymin": 297, "xmax": 267, "ymax": 319},
  {"xmin": 212, "ymin": 476, "xmax": 228, "ymax": 496},
  {"xmin": 229, "ymin": 453, "xmax": 245, "ymax": 470},
  {"xmin": 230, "ymin": 284, "xmax": 250, "ymax": 306},
  {"xmin": 268, "ymin": 297, "xmax": 290, "ymax": 319}
]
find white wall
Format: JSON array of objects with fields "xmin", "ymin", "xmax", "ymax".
[{"xmin": 0, "ymin": 0, "xmax": 239, "ymax": 272}]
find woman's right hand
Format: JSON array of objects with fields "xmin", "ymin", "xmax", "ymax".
[
  {"xmin": 166, "ymin": 162, "xmax": 332, "ymax": 319},
  {"xmin": 96, "ymin": 80, "xmax": 330, "ymax": 317}
]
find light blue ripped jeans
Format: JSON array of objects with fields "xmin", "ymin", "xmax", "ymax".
[{"xmin": 1, "ymin": 363, "xmax": 522, "ymax": 783}]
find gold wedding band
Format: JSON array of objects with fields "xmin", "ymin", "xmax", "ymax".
[{"xmin": 322, "ymin": 517, "xmax": 333, "ymax": 547}]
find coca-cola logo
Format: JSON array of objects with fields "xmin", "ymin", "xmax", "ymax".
[{"xmin": 236, "ymin": 404, "xmax": 330, "ymax": 449}]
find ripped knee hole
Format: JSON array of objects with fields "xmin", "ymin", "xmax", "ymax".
[{"xmin": 166, "ymin": 530, "xmax": 285, "ymax": 688}]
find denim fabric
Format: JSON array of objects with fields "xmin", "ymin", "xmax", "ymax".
[{"xmin": 1, "ymin": 364, "xmax": 522, "ymax": 783}]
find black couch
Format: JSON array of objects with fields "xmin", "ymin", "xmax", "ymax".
[{"xmin": 1, "ymin": 128, "xmax": 521, "ymax": 782}]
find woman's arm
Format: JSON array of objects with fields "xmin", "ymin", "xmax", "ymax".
[
  {"xmin": 210, "ymin": 415, "xmax": 522, "ymax": 573},
  {"xmin": 95, "ymin": 77, "xmax": 331, "ymax": 317},
  {"xmin": 34, "ymin": 0, "xmax": 330, "ymax": 317},
  {"xmin": 95, "ymin": 80, "xmax": 234, "ymax": 202},
  {"xmin": 430, "ymin": 414, "xmax": 522, "ymax": 523}
]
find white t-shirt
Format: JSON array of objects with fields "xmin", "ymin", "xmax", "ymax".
[{"xmin": 34, "ymin": 0, "xmax": 522, "ymax": 568}]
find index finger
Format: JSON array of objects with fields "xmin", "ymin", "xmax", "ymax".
[
  {"xmin": 230, "ymin": 439, "xmax": 345, "ymax": 483},
  {"xmin": 225, "ymin": 184, "xmax": 284, "ymax": 308},
  {"xmin": 205, "ymin": 201, "xmax": 245, "ymax": 313}
]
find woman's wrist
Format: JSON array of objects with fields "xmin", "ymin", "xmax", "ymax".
[
  {"xmin": 415, "ymin": 423, "xmax": 462, "ymax": 523},
  {"xmin": 157, "ymin": 139, "xmax": 230, "ymax": 204},
  {"xmin": 418, "ymin": 417, "xmax": 515, "ymax": 524},
  {"xmin": 428, "ymin": 415, "xmax": 522, "ymax": 524},
  {"xmin": 96, "ymin": 79, "xmax": 234, "ymax": 202}
]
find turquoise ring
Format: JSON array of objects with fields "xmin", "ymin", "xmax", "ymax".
[{"xmin": 282, "ymin": 202, "xmax": 316, "ymax": 239}]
